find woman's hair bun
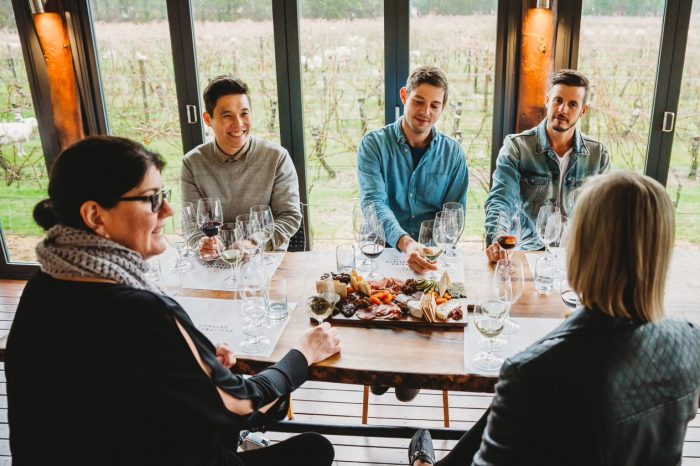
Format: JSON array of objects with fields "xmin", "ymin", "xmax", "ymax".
[{"xmin": 33, "ymin": 198, "xmax": 59, "ymax": 230}]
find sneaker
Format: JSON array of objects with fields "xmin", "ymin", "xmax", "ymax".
[
  {"xmin": 396, "ymin": 386, "xmax": 420, "ymax": 402},
  {"xmin": 239, "ymin": 432, "xmax": 272, "ymax": 451}
]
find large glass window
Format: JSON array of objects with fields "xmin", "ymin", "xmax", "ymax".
[
  {"xmin": 92, "ymin": 1, "xmax": 183, "ymax": 206},
  {"xmin": 667, "ymin": 3, "xmax": 700, "ymax": 246},
  {"xmin": 192, "ymin": 1, "xmax": 280, "ymax": 145},
  {"xmin": 578, "ymin": 1, "xmax": 665, "ymax": 174},
  {"xmin": 0, "ymin": 2, "xmax": 46, "ymax": 263},
  {"xmin": 299, "ymin": 0, "xmax": 384, "ymax": 247},
  {"xmin": 410, "ymin": 0, "xmax": 498, "ymax": 245}
]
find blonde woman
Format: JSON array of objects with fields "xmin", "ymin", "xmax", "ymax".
[{"xmin": 409, "ymin": 171, "xmax": 700, "ymax": 466}]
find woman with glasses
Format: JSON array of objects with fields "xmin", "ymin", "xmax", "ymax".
[{"xmin": 5, "ymin": 136, "xmax": 340, "ymax": 466}]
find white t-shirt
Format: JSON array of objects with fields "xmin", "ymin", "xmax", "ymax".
[{"xmin": 556, "ymin": 148, "xmax": 573, "ymax": 211}]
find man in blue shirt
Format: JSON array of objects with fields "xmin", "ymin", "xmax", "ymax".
[
  {"xmin": 358, "ymin": 66, "xmax": 469, "ymax": 403},
  {"xmin": 484, "ymin": 69, "xmax": 610, "ymax": 262},
  {"xmin": 358, "ymin": 66, "xmax": 469, "ymax": 275}
]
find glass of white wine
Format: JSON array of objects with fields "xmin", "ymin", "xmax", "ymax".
[
  {"xmin": 217, "ymin": 223, "xmax": 244, "ymax": 289},
  {"xmin": 306, "ymin": 274, "xmax": 339, "ymax": 325},
  {"xmin": 418, "ymin": 219, "xmax": 443, "ymax": 279},
  {"xmin": 473, "ymin": 288, "xmax": 508, "ymax": 372}
]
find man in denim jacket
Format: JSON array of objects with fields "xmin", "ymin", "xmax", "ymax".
[
  {"xmin": 359, "ymin": 66, "xmax": 469, "ymax": 275},
  {"xmin": 484, "ymin": 69, "xmax": 609, "ymax": 262}
]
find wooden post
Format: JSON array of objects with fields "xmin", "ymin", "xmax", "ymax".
[
  {"xmin": 362, "ymin": 385, "xmax": 370, "ymax": 424},
  {"xmin": 33, "ymin": 11, "xmax": 85, "ymax": 150},
  {"xmin": 515, "ymin": 3, "xmax": 556, "ymax": 133},
  {"xmin": 442, "ymin": 390, "xmax": 450, "ymax": 427}
]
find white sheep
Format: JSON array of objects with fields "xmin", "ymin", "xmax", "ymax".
[{"xmin": 0, "ymin": 116, "xmax": 38, "ymax": 156}]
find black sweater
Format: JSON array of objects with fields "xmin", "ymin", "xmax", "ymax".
[{"xmin": 6, "ymin": 271, "xmax": 308, "ymax": 465}]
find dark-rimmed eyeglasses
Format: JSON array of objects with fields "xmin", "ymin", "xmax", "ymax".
[{"xmin": 118, "ymin": 188, "xmax": 171, "ymax": 213}]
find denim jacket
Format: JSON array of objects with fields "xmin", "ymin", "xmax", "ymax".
[
  {"xmin": 484, "ymin": 120, "xmax": 610, "ymax": 249},
  {"xmin": 358, "ymin": 118, "xmax": 469, "ymax": 248}
]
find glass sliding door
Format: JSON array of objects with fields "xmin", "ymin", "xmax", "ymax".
[
  {"xmin": 410, "ymin": 0, "xmax": 498, "ymax": 244},
  {"xmin": 578, "ymin": 1, "xmax": 665, "ymax": 173},
  {"xmin": 191, "ymin": 1, "xmax": 280, "ymax": 145},
  {"xmin": 92, "ymin": 1, "xmax": 183, "ymax": 206},
  {"xmin": 299, "ymin": 0, "xmax": 384, "ymax": 247},
  {"xmin": 667, "ymin": 2, "xmax": 700, "ymax": 245},
  {"xmin": 0, "ymin": 2, "xmax": 47, "ymax": 264}
]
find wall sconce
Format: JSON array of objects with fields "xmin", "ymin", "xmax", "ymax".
[{"xmin": 31, "ymin": 0, "xmax": 85, "ymax": 149}]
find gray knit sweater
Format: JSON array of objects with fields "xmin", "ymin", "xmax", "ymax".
[{"xmin": 180, "ymin": 137, "xmax": 301, "ymax": 250}]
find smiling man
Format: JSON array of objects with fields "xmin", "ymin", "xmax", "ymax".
[
  {"xmin": 484, "ymin": 69, "xmax": 610, "ymax": 262},
  {"xmin": 358, "ymin": 66, "xmax": 469, "ymax": 276},
  {"xmin": 181, "ymin": 75, "xmax": 301, "ymax": 250}
]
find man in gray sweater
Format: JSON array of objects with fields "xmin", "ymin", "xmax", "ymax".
[{"xmin": 181, "ymin": 75, "xmax": 302, "ymax": 250}]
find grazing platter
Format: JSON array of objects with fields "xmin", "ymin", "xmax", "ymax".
[{"xmin": 308, "ymin": 270, "xmax": 469, "ymax": 328}]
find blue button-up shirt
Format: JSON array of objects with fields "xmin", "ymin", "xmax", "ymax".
[{"xmin": 358, "ymin": 118, "xmax": 469, "ymax": 248}]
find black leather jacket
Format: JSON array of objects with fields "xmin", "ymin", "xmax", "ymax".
[{"xmin": 472, "ymin": 308, "xmax": 700, "ymax": 466}]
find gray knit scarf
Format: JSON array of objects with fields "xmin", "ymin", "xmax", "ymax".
[{"xmin": 36, "ymin": 224, "xmax": 164, "ymax": 294}]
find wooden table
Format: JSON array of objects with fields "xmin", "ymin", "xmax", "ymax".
[{"xmin": 183, "ymin": 250, "xmax": 570, "ymax": 394}]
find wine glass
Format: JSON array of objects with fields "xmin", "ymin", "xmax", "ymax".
[
  {"xmin": 495, "ymin": 211, "xmax": 521, "ymax": 262},
  {"xmin": 238, "ymin": 268, "xmax": 271, "ymax": 354},
  {"xmin": 359, "ymin": 221, "xmax": 385, "ymax": 280},
  {"xmin": 235, "ymin": 214, "xmax": 263, "ymax": 281},
  {"xmin": 306, "ymin": 274, "xmax": 340, "ymax": 325},
  {"xmin": 217, "ymin": 223, "xmax": 245, "ymax": 289},
  {"xmin": 436, "ymin": 210, "xmax": 460, "ymax": 266},
  {"xmin": 181, "ymin": 202, "xmax": 199, "ymax": 259},
  {"xmin": 493, "ymin": 258, "xmax": 525, "ymax": 334},
  {"xmin": 250, "ymin": 205, "xmax": 275, "ymax": 265},
  {"xmin": 196, "ymin": 198, "xmax": 223, "ymax": 261},
  {"xmin": 352, "ymin": 202, "xmax": 377, "ymax": 272},
  {"xmin": 535, "ymin": 205, "xmax": 560, "ymax": 254},
  {"xmin": 165, "ymin": 206, "xmax": 194, "ymax": 273},
  {"xmin": 442, "ymin": 202, "xmax": 465, "ymax": 261},
  {"xmin": 418, "ymin": 219, "xmax": 443, "ymax": 279},
  {"xmin": 472, "ymin": 287, "xmax": 508, "ymax": 372}
]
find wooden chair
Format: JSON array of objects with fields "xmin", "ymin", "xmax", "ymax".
[{"xmin": 362, "ymin": 386, "xmax": 451, "ymax": 427}]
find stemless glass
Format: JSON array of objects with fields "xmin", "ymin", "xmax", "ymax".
[
  {"xmin": 473, "ymin": 288, "xmax": 508, "ymax": 372},
  {"xmin": 217, "ymin": 223, "xmax": 245, "ymax": 289},
  {"xmin": 495, "ymin": 211, "xmax": 521, "ymax": 262},
  {"xmin": 359, "ymin": 221, "xmax": 385, "ymax": 280},
  {"xmin": 418, "ymin": 219, "xmax": 443, "ymax": 278},
  {"xmin": 493, "ymin": 258, "xmax": 525, "ymax": 334},
  {"xmin": 442, "ymin": 202, "xmax": 465, "ymax": 260},
  {"xmin": 249, "ymin": 205, "xmax": 275, "ymax": 265},
  {"xmin": 196, "ymin": 198, "xmax": 223, "ymax": 261}
]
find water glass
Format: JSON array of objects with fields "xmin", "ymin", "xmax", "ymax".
[
  {"xmin": 336, "ymin": 243, "xmax": 356, "ymax": 273},
  {"xmin": 267, "ymin": 278, "xmax": 289, "ymax": 321},
  {"xmin": 534, "ymin": 253, "xmax": 555, "ymax": 293}
]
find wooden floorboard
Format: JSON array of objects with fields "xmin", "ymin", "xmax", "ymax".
[{"xmin": 0, "ymin": 281, "xmax": 698, "ymax": 464}]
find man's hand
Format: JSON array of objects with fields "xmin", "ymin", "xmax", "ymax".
[
  {"xmin": 199, "ymin": 237, "xmax": 221, "ymax": 261},
  {"xmin": 485, "ymin": 241, "xmax": 507, "ymax": 263},
  {"xmin": 397, "ymin": 235, "xmax": 438, "ymax": 274}
]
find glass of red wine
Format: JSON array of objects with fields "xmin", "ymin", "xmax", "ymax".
[
  {"xmin": 196, "ymin": 198, "xmax": 223, "ymax": 261},
  {"xmin": 359, "ymin": 221, "xmax": 385, "ymax": 280},
  {"xmin": 495, "ymin": 212, "xmax": 521, "ymax": 263}
]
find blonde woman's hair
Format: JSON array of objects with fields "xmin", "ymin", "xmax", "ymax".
[{"xmin": 567, "ymin": 171, "xmax": 674, "ymax": 322}]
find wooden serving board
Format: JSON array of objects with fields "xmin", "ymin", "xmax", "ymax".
[{"xmin": 317, "ymin": 303, "xmax": 474, "ymax": 329}]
